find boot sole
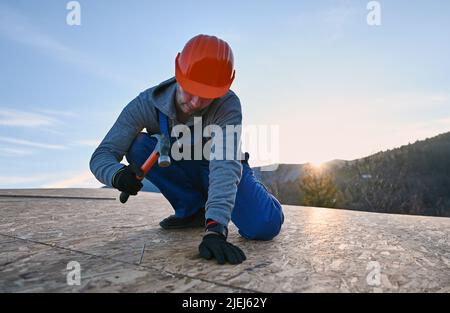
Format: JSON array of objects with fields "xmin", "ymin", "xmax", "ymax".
[{"xmin": 159, "ymin": 222, "xmax": 204, "ymax": 230}]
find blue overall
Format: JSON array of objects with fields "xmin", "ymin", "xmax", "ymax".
[{"xmin": 125, "ymin": 111, "xmax": 283, "ymax": 240}]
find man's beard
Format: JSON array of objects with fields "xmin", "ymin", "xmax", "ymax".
[{"xmin": 179, "ymin": 102, "xmax": 195, "ymax": 114}]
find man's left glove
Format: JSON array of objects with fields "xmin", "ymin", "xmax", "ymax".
[
  {"xmin": 112, "ymin": 164, "xmax": 144, "ymax": 195},
  {"xmin": 199, "ymin": 220, "xmax": 246, "ymax": 265}
]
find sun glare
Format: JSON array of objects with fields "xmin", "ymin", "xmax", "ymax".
[
  {"xmin": 309, "ymin": 160, "xmax": 324, "ymax": 167},
  {"xmin": 309, "ymin": 161, "xmax": 324, "ymax": 169}
]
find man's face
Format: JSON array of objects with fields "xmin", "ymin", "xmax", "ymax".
[{"xmin": 175, "ymin": 85, "xmax": 215, "ymax": 115}]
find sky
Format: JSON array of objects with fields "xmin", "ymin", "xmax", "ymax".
[{"xmin": 0, "ymin": 0, "xmax": 449, "ymax": 188}]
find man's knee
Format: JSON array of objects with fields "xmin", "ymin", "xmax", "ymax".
[{"xmin": 238, "ymin": 205, "xmax": 283, "ymax": 241}]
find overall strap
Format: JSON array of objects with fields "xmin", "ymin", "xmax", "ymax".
[{"xmin": 158, "ymin": 109, "xmax": 170, "ymax": 138}]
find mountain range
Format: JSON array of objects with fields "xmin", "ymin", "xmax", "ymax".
[{"xmin": 254, "ymin": 131, "xmax": 450, "ymax": 217}]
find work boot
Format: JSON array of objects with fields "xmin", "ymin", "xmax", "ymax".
[{"xmin": 159, "ymin": 207, "xmax": 205, "ymax": 230}]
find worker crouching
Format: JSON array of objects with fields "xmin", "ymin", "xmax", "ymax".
[{"xmin": 90, "ymin": 34, "xmax": 284, "ymax": 265}]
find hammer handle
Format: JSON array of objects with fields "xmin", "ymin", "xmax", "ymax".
[{"xmin": 120, "ymin": 150, "xmax": 160, "ymax": 204}]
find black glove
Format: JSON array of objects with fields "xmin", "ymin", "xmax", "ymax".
[
  {"xmin": 199, "ymin": 220, "xmax": 246, "ymax": 265},
  {"xmin": 112, "ymin": 164, "xmax": 144, "ymax": 195}
]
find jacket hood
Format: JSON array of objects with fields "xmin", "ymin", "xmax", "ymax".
[{"xmin": 150, "ymin": 77, "xmax": 178, "ymax": 120}]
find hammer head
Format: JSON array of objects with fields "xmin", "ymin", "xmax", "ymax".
[{"xmin": 151, "ymin": 134, "xmax": 171, "ymax": 167}]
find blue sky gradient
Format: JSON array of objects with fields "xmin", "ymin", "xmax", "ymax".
[{"xmin": 1, "ymin": 0, "xmax": 449, "ymax": 188}]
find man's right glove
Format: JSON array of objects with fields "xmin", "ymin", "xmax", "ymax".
[
  {"xmin": 112, "ymin": 164, "xmax": 144, "ymax": 196},
  {"xmin": 199, "ymin": 220, "xmax": 246, "ymax": 265}
]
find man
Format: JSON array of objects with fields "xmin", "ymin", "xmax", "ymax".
[{"xmin": 90, "ymin": 34, "xmax": 283, "ymax": 265}]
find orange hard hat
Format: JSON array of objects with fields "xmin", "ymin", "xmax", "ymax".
[{"xmin": 175, "ymin": 34, "xmax": 235, "ymax": 99}]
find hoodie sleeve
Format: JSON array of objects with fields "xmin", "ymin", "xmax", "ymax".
[
  {"xmin": 89, "ymin": 94, "xmax": 157, "ymax": 187},
  {"xmin": 205, "ymin": 94, "xmax": 244, "ymax": 226}
]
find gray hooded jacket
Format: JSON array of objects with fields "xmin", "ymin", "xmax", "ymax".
[{"xmin": 89, "ymin": 77, "xmax": 243, "ymax": 226}]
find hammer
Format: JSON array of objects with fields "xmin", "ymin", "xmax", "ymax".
[{"xmin": 120, "ymin": 134, "xmax": 171, "ymax": 203}]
